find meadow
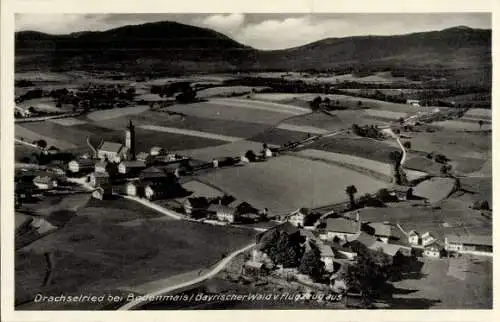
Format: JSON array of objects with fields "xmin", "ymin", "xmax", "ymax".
[{"xmin": 198, "ymin": 155, "xmax": 388, "ymax": 215}]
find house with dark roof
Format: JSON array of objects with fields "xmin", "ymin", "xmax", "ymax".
[
  {"xmin": 319, "ymin": 217, "xmax": 361, "ymax": 242},
  {"xmin": 143, "ymin": 180, "xmax": 180, "ymax": 201},
  {"xmin": 89, "ymin": 171, "xmax": 110, "ymax": 188},
  {"xmin": 68, "ymin": 158, "xmax": 96, "ymax": 174},
  {"xmin": 184, "ymin": 197, "xmax": 210, "ymax": 217},
  {"xmin": 444, "ymin": 234, "xmax": 492, "ymax": 255},
  {"xmin": 118, "ymin": 160, "xmax": 146, "ymax": 175},
  {"xmin": 139, "ymin": 167, "xmax": 167, "ymax": 181},
  {"xmin": 423, "ymin": 242, "xmax": 445, "ymax": 258},
  {"xmin": 365, "ymin": 222, "xmax": 395, "ymax": 243},
  {"xmin": 285, "ymin": 207, "xmax": 311, "ymax": 227}
]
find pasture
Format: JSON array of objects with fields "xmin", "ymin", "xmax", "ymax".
[
  {"xmin": 16, "ymin": 124, "xmax": 78, "ymax": 150},
  {"xmin": 408, "ymin": 132, "xmax": 490, "ymax": 160},
  {"xmin": 433, "ymin": 120, "xmax": 491, "ymax": 131},
  {"xmin": 307, "ymin": 136, "xmax": 400, "ymax": 164},
  {"xmin": 196, "ymin": 86, "xmax": 269, "ymax": 98},
  {"xmin": 181, "ymin": 140, "xmax": 268, "ymax": 162},
  {"xmin": 86, "ymin": 105, "xmax": 150, "ymax": 121},
  {"xmin": 197, "ymin": 155, "xmax": 388, "ymax": 214},
  {"xmin": 16, "ymin": 198, "xmax": 256, "ymax": 309},
  {"xmin": 390, "ymin": 257, "xmax": 492, "ymax": 309}
]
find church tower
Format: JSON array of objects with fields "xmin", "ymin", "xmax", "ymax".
[{"xmin": 125, "ymin": 120, "xmax": 136, "ymax": 160}]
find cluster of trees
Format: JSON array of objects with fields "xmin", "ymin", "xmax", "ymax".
[
  {"xmin": 16, "ymin": 88, "xmax": 44, "ymax": 103},
  {"xmin": 344, "ymin": 244, "xmax": 393, "ymax": 306},
  {"xmin": 259, "ymin": 229, "xmax": 325, "ymax": 282},
  {"xmin": 351, "ymin": 124, "xmax": 384, "ymax": 139},
  {"xmin": 150, "ymin": 81, "xmax": 197, "ymax": 103},
  {"xmin": 50, "ymin": 86, "xmax": 135, "ymax": 110},
  {"xmin": 345, "ymin": 186, "xmax": 399, "ymax": 210},
  {"xmin": 309, "ymin": 96, "xmax": 348, "ymax": 111}
]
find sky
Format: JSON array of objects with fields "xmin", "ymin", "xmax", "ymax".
[{"xmin": 15, "ymin": 13, "xmax": 491, "ymax": 50}]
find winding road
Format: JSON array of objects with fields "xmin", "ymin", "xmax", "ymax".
[{"xmin": 118, "ymin": 242, "xmax": 256, "ymax": 310}]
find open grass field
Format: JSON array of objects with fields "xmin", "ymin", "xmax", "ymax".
[
  {"xmin": 48, "ymin": 117, "xmax": 88, "ymax": 126},
  {"xmin": 433, "ymin": 120, "xmax": 491, "ymax": 131},
  {"xmin": 404, "ymin": 156, "xmax": 443, "ymax": 175},
  {"xmin": 198, "ymin": 155, "xmax": 388, "ymax": 215},
  {"xmin": 16, "ymin": 124, "xmax": 78, "ymax": 150},
  {"xmin": 86, "ymin": 105, "xmax": 150, "ymax": 121},
  {"xmin": 456, "ymin": 177, "xmax": 492, "ymax": 205},
  {"xmin": 292, "ymin": 149, "xmax": 393, "ymax": 179},
  {"xmin": 15, "ymin": 143, "xmax": 39, "ymax": 162},
  {"xmin": 166, "ymin": 101, "xmax": 296, "ymax": 125},
  {"xmin": 181, "ymin": 180, "xmax": 225, "ymax": 199},
  {"xmin": 408, "ymin": 131, "xmax": 491, "ymax": 160},
  {"xmin": 307, "ymin": 136, "xmax": 400, "ymax": 164},
  {"xmin": 450, "ymin": 157, "xmax": 488, "ymax": 174},
  {"xmin": 390, "ymin": 257, "xmax": 492, "ymax": 309},
  {"xmin": 413, "ymin": 177, "xmax": 457, "ymax": 203},
  {"xmin": 463, "ymin": 108, "xmax": 491, "ymax": 119},
  {"xmin": 16, "ymin": 198, "xmax": 257, "ymax": 309},
  {"xmin": 251, "ymin": 127, "xmax": 311, "ymax": 146}
]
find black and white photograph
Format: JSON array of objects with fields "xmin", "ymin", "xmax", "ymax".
[{"xmin": 4, "ymin": 6, "xmax": 493, "ymax": 315}]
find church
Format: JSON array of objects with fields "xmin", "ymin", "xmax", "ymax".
[{"xmin": 89, "ymin": 120, "xmax": 137, "ymax": 163}]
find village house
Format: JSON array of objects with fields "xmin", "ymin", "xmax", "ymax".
[
  {"xmin": 92, "ymin": 184, "xmax": 113, "ymax": 200},
  {"xmin": 423, "ymin": 242, "xmax": 444, "ymax": 258},
  {"xmin": 143, "ymin": 180, "xmax": 177, "ymax": 201},
  {"xmin": 365, "ymin": 222, "xmax": 394, "ymax": 243},
  {"xmin": 319, "ymin": 244, "xmax": 335, "ymax": 272},
  {"xmin": 207, "ymin": 204, "xmax": 239, "ymax": 223},
  {"xmin": 89, "ymin": 171, "xmax": 110, "ymax": 188},
  {"xmin": 286, "ymin": 208, "xmax": 312, "ymax": 227},
  {"xmin": 150, "ymin": 146, "xmax": 166, "ymax": 156},
  {"xmin": 319, "ymin": 216, "xmax": 360, "ymax": 242},
  {"xmin": 444, "ymin": 234, "xmax": 492, "ymax": 256},
  {"xmin": 33, "ymin": 175, "xmax": 58, "ymax": 190},
  {"xmin": 139, "ymin": 167, "xmax": 168, "ymax": 181},
  {"xmin": 406, "ymin": 99, "xmax": 421, "ymax": 107},
  {"xmin": 118, "ymin": 160, "xmax": 146, "ymax": 175},
  {"xmin": 98, "ymin": 141, "xmax": 127, "ymax": 162},
  {"xmin": 136, "ymin": 152, "xmax": 150, "ymax": 162},
  {"xmin": 408, "ymin": 230, "xmax": 420, "ymax": 245},
  {"xmin": 421, "ymin": 232, "xmax": 437, "ymax": 247},
  {"xmin": 125, "ymin": 181, "xmax": 143, "ymax": 197},
  {"xmin": 94, "ymin": 160, "xmax": 108, "ymax": 173},
  {"xmin": 68, "ymin": 158, "xmax": 96, "ymax": 174}
]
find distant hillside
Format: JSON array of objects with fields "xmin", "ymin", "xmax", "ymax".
[{"xmin": 15, "ymin": 23, "xmax": 491, "ymax": 85}]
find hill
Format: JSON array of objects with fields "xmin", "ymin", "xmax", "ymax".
[{"xmin": 15, "ymin": 23, "xmax": 491, "ymax": 85}]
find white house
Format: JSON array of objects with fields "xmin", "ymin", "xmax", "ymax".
[
  {"xmin": 208, "ymin": 204, "xmax": 239, "ymax": 223},
  {"xmin": 150, "ymin": 146, "xmax": 166, "ymax": 156},
  {"xmin": 408, "ymin": 230, "xmax": 420, "ymax": 245},
  {"xmin": 68, "ymin": 159, "xmax": 96, "ymax": 173},
  {"xmin": 423, "ymin": 243, "xmax": 442, "ymax": 258},
  {"xmin": 406, "ymin": 99, "xmax": 421, "ymax": 107},
  {"xmin": 421, "ymin": 232, "xmax": 436, "ymax": 247},
  {"xmin": 320, "ymin": 244, "xmax": 335, "ymax": 272},
  {"xmin": 444, "ymin": 234, "xmax": 492, "ymax": 256},
  {"xmin": 33, "ymin": 176, "xmax": 58, "ymax": 190},
  {"xmin": 287, "ymin": 208, "xmax": 311, "ymax": 227},
  {"xmin": 94, "ymin": 161, "xmax": 107, "ymax": 173}
]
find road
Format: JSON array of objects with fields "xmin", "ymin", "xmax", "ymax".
[{"xmin": 118, "ymin": 242, "xmax": 256, "ymax": 310}]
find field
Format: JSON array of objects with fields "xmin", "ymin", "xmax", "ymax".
[
  {"xmin": 86, "ymin": 106, "xmax": 150, "ymax": 121},
  {"xmin": 16, "ymin": 197, "xmax": 256, "ymax": 309},
  {"xmin": 16, "ymin": 124, "xmax": 78, "ymax": 150},
  {"xmin": 389, "ymin": 257, "xmax": 492, "ymax": 309},
  {"xmin": 196, "ymin": 86, "xmax": 269, "ymax": 98},
  {"xmin": 197, "ymin": 155, "xmax": 388, "ymax": 215},
  {"xmin": 433, "ymin": 120, "xmax": 491, "ymax": 131},
  {"xmin": 404, "ymin": 156, "xmax": 443, "ymax": 175},
  {"xmin": 307, "ymin": 136, "xmax": 400, "ymax": 164},
  {"xmin": 292, "ymin": 149, "xmax": 393, "ymax": 180},
  {"xmin": 180, "ymin": 140, "xmax": 268, "ymax": 162},
  {"xmin": 413, "ymin": 177, "xmax": 457, "ymax": 203},
  {"xmin": 15, "ymin": 143, "xmax": 39, "ymax": 162},
  {"xmin": 408, "ymin": 132, "xmax": 490, "ymax": 160},
  {"xmin": 17, "ymin": 97, "xmax": 62, "ymax": 113}
]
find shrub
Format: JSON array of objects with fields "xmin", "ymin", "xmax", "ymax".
[{"xmin": 471, "ymin": 200, "xmax": 490, "ymax": 210}]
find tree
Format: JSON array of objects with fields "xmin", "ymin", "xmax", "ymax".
[
  {"xmin": 440, "ymin": 164, "xmax": 452, "ymax": 176},
  {"xmin": 403, "ymin": 141, "xmax": 411, "ymax": 150},
  {"xmin": 478, "ymin": 120, "xmax": 484, "ymax": 130},
  {"xmin": 345, "ymin": 185, "xmax": 358, "ymax": 209},
  {"xmin": 398, "ymin": 117, "xmax": 405, "ymax": 125},
  {"xmin": 357, "ymin": 100, "xmax": 363, "ymax": 108},
  {"xmin": 389, "ymin": 151, "xmax": 403, "ymax": 185},
  {"xmin": 299, "ymin": 246, "xmax": 325, "ymax": 282},
  {"xmin": 36, "ymin": 139, "xmax": 47, "ymax": 149},
  {"xmin": 310, "ymin": 96, "xmax": 322, "ymax": 111},
  {"xmin": 345, "ymin": 246, "xmax": 392, "ymax": 306},
  {"xmin": 433, "ymin": 154, "xmax": 448, "ymax": 164},
  {"xmin": 245, "ymin": 150, "xmax": 257, "ymax": 162}
]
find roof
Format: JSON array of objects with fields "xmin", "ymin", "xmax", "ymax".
[
  {"xmin": 369, "ymin": 241, "xmax": 402, "ymax": 257},
  {"xmin": 120, "ymin": 160, "xmax": 146, "ymax": 168},
  {"xmin": 185, "ymin": 197, "xmax": 209, "ymax": 209},
  {"xmin": 95, "ymin": 160, "xmax": 107, "ymax": 168},
  {"xmin": 99, "ymin": 141, "xmax": 123, "ymax": 153},
  {"xmin": 408, "ymin": 230, "xmax": 419, "ymax": 237},
  {"xmin": 150, "ymin": 146, "xmax": 165, "ymax": 153},
  {"xmin": 325, "ymin": 217, "xmax": 360, "ymax": 234},
  {"xmin": 349, "ymin": 231, "xmax": 377, "ymax": 248},
  {"xmin": 140, "ymin": 167, "xmax": 167, "ymax": 179},
  {"xmin": 207, "ymin": 204, "xmax": 237, "ymax": 215},
  {"xmin": 33, "ymin": 176, "xmax": 56, "ymax": 184},
  {"xmin": 300, "ymin": 229, "xmax": 316, "ymax": 240},
  {"xmin": 92, "ymin": 172, "xmax": 109, "ymax": 178},
  {"xmin": 367, "ymin": 222, "xmax": 394, "ymax": 237},
  {"xmin": 136, "ymin": 152, "xmax": 150, "ymax": 160},
  {"xmin": 245, "ymin": 260, "xmax": 264, "ymax": 269},
  {"xmin": 446, "ymin": 234, "xmax": 492, "ymax": 247},
  {"xmin": 70, "ymin": 158, "xmax": 96, "ymax": 167}
]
